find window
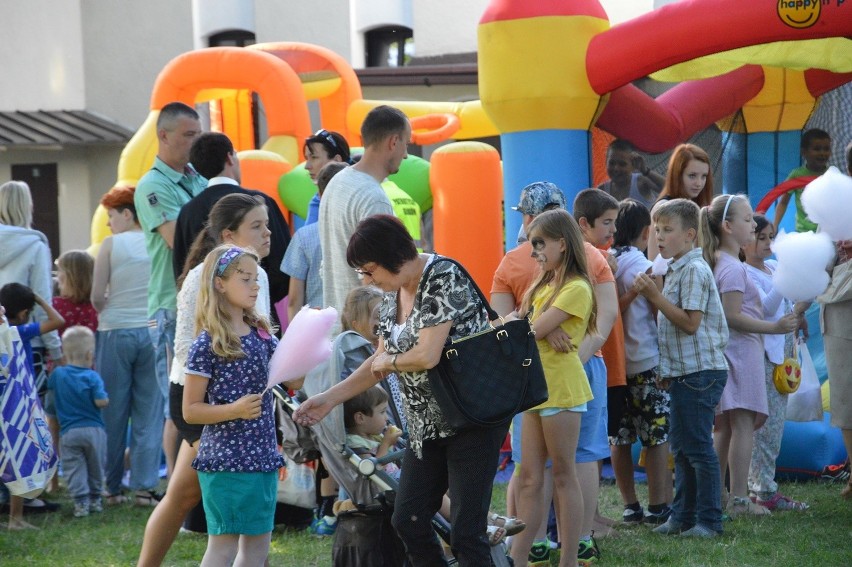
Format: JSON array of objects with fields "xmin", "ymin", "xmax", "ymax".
[
  {"xmin": 208, "ymin": 30, "xmax": 255, "ymax": 47},
  {"xmin": 365, "ymin": 26, "xmax": 413, "ymax": 68}
]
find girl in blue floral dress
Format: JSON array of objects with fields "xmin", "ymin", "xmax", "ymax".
[{"xmin": 183, "ymin": 245, "xmax": 282, "ymax": 567}]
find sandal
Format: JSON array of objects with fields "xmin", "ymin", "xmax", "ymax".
[
  {"xmin": 488, "ymin": 513, "xmax": 526, "ymax": 536},
  {"xmin": 726, "ymin": 496, "xmax": 770, "ymax": 518},
  {"xmin": 135, "ymin": 490, "xmax": 164, "ymax": 507},
  {"xmin": 486, "ymin": 525, "xmax": 506, "ymax": 546},
  {"xmin": 106, "ymin": 494, "xmax": 129, "ymax": 505}
]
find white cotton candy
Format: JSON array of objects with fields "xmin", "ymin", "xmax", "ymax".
[
  {"xmin": 651, "ymin": 254, "xmax": 671, "ymax": 276},
  {"xmin": 801, "ymin": 167, "xmax": 852, "ymax": 241},
  {"xmin": 771, "ymin": 230, "xmax": 835, "ymax": 302}
]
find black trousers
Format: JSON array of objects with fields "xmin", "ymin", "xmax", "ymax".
[{"xmin": 392, "ymin": 424, "xmax": 509, "ymax": 567}]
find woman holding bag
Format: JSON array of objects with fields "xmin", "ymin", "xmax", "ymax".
[{"xmin": 295, "ymin": 214, "xmax": 509, "ymax": 567}]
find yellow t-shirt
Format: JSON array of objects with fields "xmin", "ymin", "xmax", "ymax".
[{"xmin": 530, "ymin": 278, "xmax": 594, "ymax": 410}]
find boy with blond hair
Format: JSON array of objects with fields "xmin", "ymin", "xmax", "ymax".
[{"xmin": 48, "ymin": 326, "xmax": 109, "ymax": 518}]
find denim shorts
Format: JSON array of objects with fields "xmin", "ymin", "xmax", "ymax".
[{"xmin": 576, "ymin": 355, "xmax": 609, "ymax": 463}]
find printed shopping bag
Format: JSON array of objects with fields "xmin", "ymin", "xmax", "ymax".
[{"xmin": 0, "ymin": 322, "xmax": 57, "ymax": 497}]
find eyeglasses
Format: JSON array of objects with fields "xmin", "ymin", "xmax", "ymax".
[
  {"xmin": 354, "ymin": 267, "xmax": 374, "ymax": 278},
  {"xmin": 313, "ymin": 129, "xmax": 339, "ymax": 152}
]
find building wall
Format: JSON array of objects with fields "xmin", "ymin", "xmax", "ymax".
[
  {"xmin": 0, "ymin": 145, "xmax": 120, "ymax": 253},
  {"xmin": 255, "ymin": 1, "xmax": 353, "ymax": 62},
  {"xmin": 412, "ymin": 0, "xmax": 487, "ymax": 59},
  {"xmin": 81, "ymin": 0, "xmax": 196, "ymax": 130},
  {"xmin": 0, "ymin": 0, "xmax": 86, "ymax": 111}
]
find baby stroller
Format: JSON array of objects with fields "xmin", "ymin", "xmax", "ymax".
[{"xmin": 275, "ymin": 331, "xmax": 512, "ymax": 567}]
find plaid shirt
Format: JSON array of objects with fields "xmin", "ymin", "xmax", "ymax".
[{"xmin": 657, "ymin": 248, "xmax": 729, "ymax": 378}]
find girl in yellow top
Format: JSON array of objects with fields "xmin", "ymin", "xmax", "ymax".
[{"xmin": 509, "ymin": 209, "xmax": 598, "ymax": 567}]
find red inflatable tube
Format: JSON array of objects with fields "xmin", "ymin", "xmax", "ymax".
[
  {"xmin": 587, "ymin": 0, "xmax": 852, "ymax": 94},
  {"xmin": 596, "ymin": 66, "xmax": 764, "ymax": 153},
  {"xmin": 755, "ymin": 177, "xmax": 816, "ymax": 215}
]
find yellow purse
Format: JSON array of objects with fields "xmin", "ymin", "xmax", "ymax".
[{"xmin": 773, "ymin": 340, "xmax": 801, "ymax": 395}]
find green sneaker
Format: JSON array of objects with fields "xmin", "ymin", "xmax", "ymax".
[
  {"xmin": 528, "ymin": 541, "xmax": 551, "ymax": 566},
  {"xmin": 577, "ymin": 535, "xmax": 601, "ymax": 566}
]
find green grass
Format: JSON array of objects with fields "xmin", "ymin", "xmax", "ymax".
[{"xmin": 2, "ymin": 479, "xmax": 850, "ymax": 566}]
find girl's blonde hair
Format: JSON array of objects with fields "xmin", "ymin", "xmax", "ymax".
[
  {"xmin": 698, "ymin": 194, "xmax": 747, "ymax": 270},
  {"xmin": 519, "ymin": 209, "xmax": 597, "ymax": 336},
  {"xmin": 0, "ymin": 181, "xmax": 34, "ymax": 228},
  {"xmin": 56, "ymin": 250, "xmax": 94, "ymax": 303},
  {"xmin": 195, "ymin": 244, "xmax": 274, "ymax": 360},
  {"xmin": 341, "ymin": 286, "xmax": 383, "ymax": 332}
]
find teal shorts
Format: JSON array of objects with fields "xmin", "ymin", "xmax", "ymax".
[
  {"xmin": 538, "ymin": 403, "xmax": 587, "ymax": 417},
  {"xmin": 197, "ymin": 470, "xmax": 277, "ymax": 535}
]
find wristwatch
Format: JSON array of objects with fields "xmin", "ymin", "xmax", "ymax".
[{"xmin": 392, "ymin": 354, "xmax": 400, "ymax": 373}]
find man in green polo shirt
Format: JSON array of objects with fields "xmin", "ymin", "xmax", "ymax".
[{"xmin": 133, "ymin": 101, "xmax": 205, "ymax": 483}]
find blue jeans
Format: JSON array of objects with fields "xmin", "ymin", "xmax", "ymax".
[
  {"xmin": 97, "ymin": 327, "xmax": 163, "ymax": 494},
  {"xmin": 669, "ymin": 369, "xmax": 727, "ymax": 532},
  {"xmin": 147, "ymin": 309, "xmax": 176, "ymax": 419}
]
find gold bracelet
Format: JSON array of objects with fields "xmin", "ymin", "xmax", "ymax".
[{"xmin": 392, "ymin": 354, "xmax": 400, "ymax": 373}]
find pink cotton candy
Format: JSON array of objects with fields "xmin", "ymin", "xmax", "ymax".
[{"xmin": 266, "ymin": 306, "xmax": 337, "ymax": 391}]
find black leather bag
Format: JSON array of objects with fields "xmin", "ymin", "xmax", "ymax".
[{"xmin": 421, "ymin": 258, "xmax": 548, "ymax": 429}]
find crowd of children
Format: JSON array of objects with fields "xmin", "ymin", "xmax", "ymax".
[{"xmin": 1, "ymin": 122, "xmax": 847, "ymax": 567}]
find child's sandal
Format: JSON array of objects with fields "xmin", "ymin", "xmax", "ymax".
[
  {"xmin": 488, "ymin": 513, "xmax": 526, "ymax": 536},
  {"xmin": 134, "ymin": 490, "xmax": 163, "ymax": 507},
  {"xmin": 727, "ymin": 496, "xmax": 770, "ymax": 518},
  {"xmin": 106, "ymin": 493, "xmax": 128, "ymax": 505}
]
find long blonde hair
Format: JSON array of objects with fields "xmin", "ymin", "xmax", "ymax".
[
  {"xmin": 698, "ymin": 194, "xmax": 746, "ymax": 271},
  {"xmin": 0, "ymin": 181, "xmax": 34, "ymax": 228},
  {"xmin": 56, "ymin": 250, "xmax": 94, "ymax": 303},
  {"xmin": 519, "ymin": 209, "xmax": 597, "ymax": 336},
  {"xmin": 195, "ymin": 245, "xmax": 274, "ymax": 359}
]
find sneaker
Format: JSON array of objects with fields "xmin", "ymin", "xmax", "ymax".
[
  {"xmin": 681, "ymin": 524, "xmax": 720, "ymax": 538},
  {"xmin": 643, "ymin": 505, "xmax": 672, "ymax": 525},
  {"xmin": 652, "ymin": 517, "xmax": 686, "ymax": 535},
  {"xmin": 89, "ymin": 498, "xmax": 103, "ymax": 513},
  {"xmin": 528, "ymin": 541, "xmax": 550, "ymax": 566},
  {"xmin": 753, "ymin": 492, "xmax": 808, "ymax": 511},
  {"xmin": 309, "ymin": 515, "xmax": 337, "ymax": 536},
  {"xmin": 821, "ymin": 461, "xmax": 850, "ymax": 483},
  {"xmin": 577, "ymin": 535, "xmax": 601, "ymax": 566},
  {"xmin": 622, "ymin": 505, "xmax": 644, "ymax": 524},
  {"xmin": 73, "ymin": 501, "xmax": 89, "ymax": 518}
]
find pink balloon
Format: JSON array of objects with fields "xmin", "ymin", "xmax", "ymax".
[{"xmin": 267, "ymin": 306, "xmax": 338, "ymax": 390}]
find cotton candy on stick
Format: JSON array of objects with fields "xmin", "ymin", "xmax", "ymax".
[
  {"xmin": 650, "ymin": 254, "xmax": 671, "ymax": 277},
  {"xmin": 771, "ymin": 230, "xmax": 834, "ymax": 302},
  {"xmin": 801, "ymin": 167, "xmax": 852, "ymax": 241},
  {"xmin": 266, "ymin": 306, "xmax": 338, "ymax": 392}
]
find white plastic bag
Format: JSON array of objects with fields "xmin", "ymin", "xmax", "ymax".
[
  {"xmin": 785, "ymin": 342, "xmax": 823, "ymax": 422},
  {"xmin": 277, "ymin": 454, "xmax": 316, "ymax": 509}
]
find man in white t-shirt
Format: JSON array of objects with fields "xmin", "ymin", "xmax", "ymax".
[{"xmin": 319, "ymin": 105, "xmax": 410, "ymax": 331}]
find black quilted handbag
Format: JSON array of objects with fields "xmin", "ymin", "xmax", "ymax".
[{"xmin": 421, "ymin": 258, "xmax": 548, "ymax": 429}]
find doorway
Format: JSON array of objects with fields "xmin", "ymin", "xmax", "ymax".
[{"xmin": 11, "ymin": 163, "xmax": 60, "ymax": 259}]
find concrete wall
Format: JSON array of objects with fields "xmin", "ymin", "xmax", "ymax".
[
  {"xmin": 80, "ymin": 0, "xmax": 196, "ymax": 130},
  {"xmin": 255, "ymin": 1, "xmax": 352, "ymax": 62},
  {"xmin": 412, "ymin": 0, "xmax": 486, "ymax": 59},
  {"xmin": 0, "ymin": 145, "xmax": 121, "ymax": 253},
  {"xmin": 0, "ymin": 0, "xmax": 85, "ymax": 110}
]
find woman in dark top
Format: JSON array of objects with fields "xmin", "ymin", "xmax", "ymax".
[{"xmin": 295, "ymin": 214, "xmax": 508, "ymax": 566}]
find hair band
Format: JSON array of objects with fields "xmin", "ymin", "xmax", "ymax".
[
  {"xmin": 215, "ymin": 247, "xmax": 243, "ymax": 277},
  {"xmin": 722, "ymin": 194, "xmax": 736, "ymax": 221}
]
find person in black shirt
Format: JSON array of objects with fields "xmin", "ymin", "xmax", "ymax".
[{"xmin": 173, "ymin": 133, "xmax": 291, "ymax": 313}]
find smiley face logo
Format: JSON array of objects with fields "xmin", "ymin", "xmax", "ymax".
[{"xmin": 777, "ymin": 0, "xmax": 821, "ymax": 29}]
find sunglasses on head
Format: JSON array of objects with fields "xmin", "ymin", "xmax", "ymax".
[{"xmin": 313, "ymin": 129, "xmax": 339, "ymax": 152}]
